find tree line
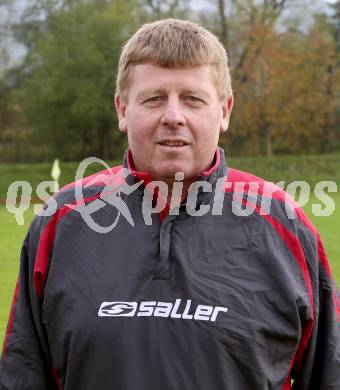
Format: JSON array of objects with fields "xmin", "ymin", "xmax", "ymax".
[{"xmin": 0, "ymin": 0, "xmax": 339, "ymax": 163}]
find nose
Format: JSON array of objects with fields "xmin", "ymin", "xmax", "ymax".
[{"xmin": 160, "ymin": 98, "xmax": 186, "ymax": 128}]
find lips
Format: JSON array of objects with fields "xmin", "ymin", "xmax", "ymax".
[{"xmin": 157, "ymin": 139, "xmax": 189, "ymax": 147}]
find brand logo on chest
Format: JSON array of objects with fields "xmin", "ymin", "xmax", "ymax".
[{"xmin": 98, "ymin": 299, "xmax": 228, "ymax": 322}]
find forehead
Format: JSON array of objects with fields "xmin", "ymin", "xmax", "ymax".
[{"xmin": 127, "ymin": 63, "xmax": 218, "ymax": 98}]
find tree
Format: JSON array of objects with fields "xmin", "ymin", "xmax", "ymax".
[
  {"xmin": 17, "ymin": 0, "xmax": 139, "ymax": 161},
  {"xmin": 0, "ymin": 0, "xmax": 15, "ymax": 73},
  {"xmin": 216, "ymin": 0, "xmax": 340, "ymax": 156},
  {"xmin": 217, "ymin": 0, "xmax": 228, "ymax": 46},
  {"xmin": 140, "ymin": 0, "xmax": 190, "ymax": 19}
]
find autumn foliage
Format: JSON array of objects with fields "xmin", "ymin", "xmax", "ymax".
[{"xmin": 0, "ymin": 0, "xmax": 339, "ymax": 161}]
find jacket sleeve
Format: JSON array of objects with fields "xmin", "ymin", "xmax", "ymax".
[
  {"xmin": 292, "ymin": 219, "xmax": 340, "ymax": 389},
  {"xmin": 0, "ymin": 216, "xmax": 60, "ymax": 389}
]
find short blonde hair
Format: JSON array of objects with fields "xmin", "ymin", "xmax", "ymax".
[{"xmin": 115, "ymin": 18, "xmax": 232, "ymax": 102}]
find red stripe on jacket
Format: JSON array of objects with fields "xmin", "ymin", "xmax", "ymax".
[
  {"xmin": 293, "ymin": 206, "xmax": 340, "ymax": 321},
  {"xmin": 34, "ymin": 166, "xmax": 125, "ymax": 298},
  {"xmin": 227, "ymin": 168, "xmax": 340, "ymax": 320},
  {"xmin": 225, "ymin": 168, "xmax": 317, "ymax": 387},
  {"xmin": 2, "ymin": 277, "xmax": 20, "ymax": 358}
]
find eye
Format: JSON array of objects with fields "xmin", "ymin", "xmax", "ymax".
[
  {"xmin": 147, "ymin": 96, "xmax": 162, "ymax": 102},
  {"xmin": 142, "ymin": 96, "xmax": 165, "ymax": 107},
  {"xmin": 187, "ymin": 96, "xmax": 201, "ymax": 101},
  {"xmin": 184, "ymin": 96, "xmax": 205, "ymax": 106}
]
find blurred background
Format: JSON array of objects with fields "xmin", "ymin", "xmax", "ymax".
[{"xmin": 0, "ymin": 0, "xmax": 339, "ymax": 162}]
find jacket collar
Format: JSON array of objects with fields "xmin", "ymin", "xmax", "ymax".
[{"xmin": 123, "ymin": 146, "xmax": 228, "ymax": 207}]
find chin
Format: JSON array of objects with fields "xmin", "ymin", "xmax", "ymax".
[
  {"xmin": 157, "ymin": 168, "xmax": 201, "ymax": 183},
  {"xmin": 152, "ymin": 165, "xmax": 188, "ymax": 180}
]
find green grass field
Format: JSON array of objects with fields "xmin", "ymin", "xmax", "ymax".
[
  {"xmin": 1, "ymin": 154, "xmax": 340, "ymax": 200},
  {"xmin": 0, "ymin": 206, "xmax": 35, "ymax": 346}
]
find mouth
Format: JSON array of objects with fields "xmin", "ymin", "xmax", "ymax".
[{"xmin": 157, "ymin": 139, "xmax": 190, "ymax": 148}]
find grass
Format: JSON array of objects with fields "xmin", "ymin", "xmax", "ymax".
[
  {"xmin": 228, "ymin": 153, "xmax": 340, "ymax": 188},
  {"xmin": 0, "ymin": 153, "xmax": 339, "ymax": 199},
  {"xmin": 305, "ymin": 195, "xmax": 340, "ymax": 282},
  {"xmin": 0, "ymin": 160, "xmax": 121, "ymax": 202},
  {"xmin": 0, "ymin": 206, "xmax": 35, "ymax": 347}
]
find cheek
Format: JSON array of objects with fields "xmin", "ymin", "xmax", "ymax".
[
  {"xmin": 126, "ymin": 110, "xmax": 158, "ymax": 139},
  {"xmin": 192, "ymin": 107, "xmax": 221, "ymax": 126},
  {"xmin": 206, "ymin": 107, "xmax": 223, "ymax": 124},
  {"xmin": 194, "ymin": 113, "xmax": 221, "ymax": 139}
]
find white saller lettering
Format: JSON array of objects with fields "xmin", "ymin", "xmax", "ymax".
[
  {"xmin": 154, "ymin": 302, "xmax": 173, "ymax": 317},
  {"xmin": 137, "ymin": 301, "xmax": 156, "ymax": 316},
  {"xmin": 98, "ymin": 299, "xmax": 229, "ymax": 322},
  {"xmin": 182, "ymin": 300, "xmax": 193, "ymax": 319},
  {"xmin": 210, "ymin": 306, "xmax": 229, "ymax": 322},
  {"xmin": 170, "ymin": 299, "xmax": 182, "ymax": 319},
  {"xmin": 194, "ymin": 305, "xmax": 213, "ymax": 321}
]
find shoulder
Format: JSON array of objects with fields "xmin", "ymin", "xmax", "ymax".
[
  {"xmin": 225, "ymin": 166, "xmax": 329, "ymax": 302},
  {"xmin": 29, "ymin": 163, "xmax": 124, "ymax": 236},
  {"xmin": 225, "ymin": 167, "xmax": 321, "ymax": 255},
  {"xmin": 27, "ymin": 163, "xmax": 124, "ymax": 297},
  {"xmin": 57, "ymin": 163, "xmax": 124, "ymax": 206},
  {"xmin": 226, "ymin": 167, "xmax": 289, "ymax": 203},
  {"xmin": 226, "ymin": 167, "xmax": 308, "ymax": 222}
]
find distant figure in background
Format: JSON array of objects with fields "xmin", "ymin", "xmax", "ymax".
[
  {"xmin": 1, "ymin": 18, "xmax": 340, "ymax": 390},
  {"xmin": 51, "ymin": 159, "xmax": 61, "ymax": 193}
]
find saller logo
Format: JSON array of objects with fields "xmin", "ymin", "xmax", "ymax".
[{"xmin": 98, "ymin": 299, "xmax": 228, "ymax": 322}]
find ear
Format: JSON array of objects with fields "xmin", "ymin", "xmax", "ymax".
[
  {"xmin": 220, "ymin": 96, "xmax": 234, "ymax": 133},
  {"xmin": 115, "ymin": 94, "xmax": 128, "ymax": 133}
]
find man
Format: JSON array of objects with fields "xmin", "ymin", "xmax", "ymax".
[{"xmin": 1, "ymin": 18, "xmax": 339, "ymax": 390}]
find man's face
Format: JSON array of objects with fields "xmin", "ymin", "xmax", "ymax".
[{"xmin": 115, "ymin": 64, "xmax": 233, "ymax": 182}]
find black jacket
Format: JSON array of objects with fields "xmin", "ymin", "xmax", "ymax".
[{"xmin": 1, "ymin": 148, "xmax": 340, "ymax": 389}]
